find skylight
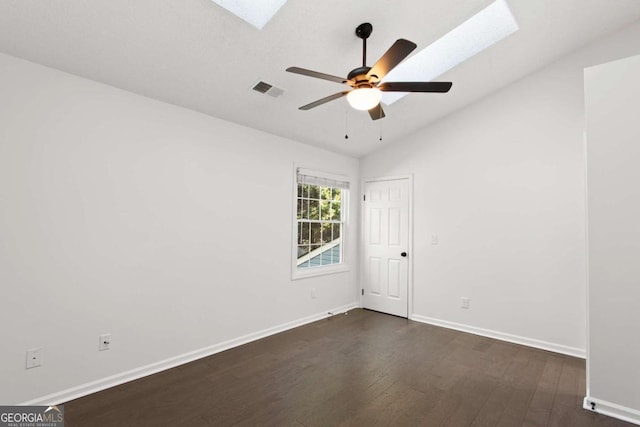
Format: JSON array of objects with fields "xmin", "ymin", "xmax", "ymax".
[
  {"xmin": 211, "ymin": 0, "xmax": 288, "ymax": 30},
  {"xmin": 382, "ymin": 0, "xmax": 519, "ymax": 105}
]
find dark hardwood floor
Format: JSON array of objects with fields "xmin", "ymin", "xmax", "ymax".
[{"xmin": 64, "ymin": 309, "xmax": 630, "ymax": 426}]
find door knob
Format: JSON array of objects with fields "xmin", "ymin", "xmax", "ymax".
[{"xmin": 401, "ymin": 252, "xmax": 407, "ymax": 257}]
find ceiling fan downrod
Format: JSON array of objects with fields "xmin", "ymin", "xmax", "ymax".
[{"xmin": 355, "ymin": 22, "xmax": 373, "ymax": 67}]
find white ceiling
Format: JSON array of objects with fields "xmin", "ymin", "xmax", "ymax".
[{"xmin": 1, "ymin": 0, "xmax": 640, "ymax": 158}]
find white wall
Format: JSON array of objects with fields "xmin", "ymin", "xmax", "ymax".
[
  {"xmin": 0, "ymin": 53, "xmax": 359, "ymax": 404},
  {"xmin": 584, "ymin": 54, "xmax": 640, "ymax": 424},
  {"xmin": 360, "ymin": 21, "xmax": 640, "ymax": 356}
]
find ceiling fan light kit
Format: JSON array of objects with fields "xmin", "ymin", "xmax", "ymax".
[
  {"xmin": 347, "ymin": 88, "xmax": 382, "ymax": 111},
  {"xmin": 286, "ymin": 22, "xmax": 452, "ymax": 120}
]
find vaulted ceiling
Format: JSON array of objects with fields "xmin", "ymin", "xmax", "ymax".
[{"xmin": 1, "ymin": 0, "xmax": 640, "ymax": 157}]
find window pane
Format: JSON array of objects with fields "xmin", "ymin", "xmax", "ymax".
[
  {"xmin": 310, "ymin": 223, "xmax": 322, "ymax": 244},
  {"xmin": 309, "ymin": 200, "xmax": 319, "ymax": 220},
  {"xmin": 321, "ymin": 247, "xmax": 334, "ymax": 265},
  {"xmin": 321, "ymin": 187, "xmax": 331, "ymax": 200},
  {"xmin": 309, "ymin": 185, "xmax": 320, "ymax": 200},
  {"xmin": 320, "ymin": 200, "xmax": 330, "ymax": 220},
  {"xmin": 297, "ymin": 199, "xmax": 303, "ymax": 220},
  {"xmin": 333, "ymin": 188, "xmax": 341, "ymax": 200},
  {"xmin": 332, "ymin": 223, "xmax": 341, "ymax": 240},
  {"xmin": 298, "ymin": 260, "xmax": 310, "ymax": 269},
  {"xmin": 333, "ymin": 201, "xmax": 341, "ymax": 220},
  {"xmin": 301, "ymin": 199, "xmax": 309, "ymax": 220},
  {"xmin": 331, "ymin": 244, "xmax": 341, "ymax": 264},
  {"xmin": 299, "ymin": 222, "xmax": 310, "ymax": 244},
  {"xmin": 321, "ymin": 223, "xmax": 333, "ymax": 243},
  {"xmin": 325, "ymin": 201, "xmax": 335, "ymax": 220},
  {"xmin": 297, "ymin": 245, "xmax": 310, "ymax": 258},
  {"xmin": 297, "ymin": 183, "xmax": 303, "ymax": 197}
]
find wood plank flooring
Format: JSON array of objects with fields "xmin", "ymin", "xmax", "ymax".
[{"xmin": 64, "ymin": 309, "xmax": 631, "ymax": 426}]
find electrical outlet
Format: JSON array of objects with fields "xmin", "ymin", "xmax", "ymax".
[
  {"xmin": 99, "ymin": 334, "xmax": 111, "ymax": 351},
  {"xmin": 431, "ymin": 234, "xmax": 438, "ymax": 245},
  {"xmin": 26, "ymin": 348, "xmax": 43, "ymax": 369},
  {"xmin": 461, "ymin": 297, "xmax": 470, "ymax": 309}
]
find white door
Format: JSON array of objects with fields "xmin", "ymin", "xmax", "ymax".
[{"xmin": 362, "ymin": 178, "xmax": 410, "ymax": 317}]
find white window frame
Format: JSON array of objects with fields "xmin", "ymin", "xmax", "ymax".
[{"xmin": 291, "ymin": 166, "xmax": 350, "ymax": 280}]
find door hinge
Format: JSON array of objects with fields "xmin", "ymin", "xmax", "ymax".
[
  {"xmin": 361, "ymin": 289, "xmax": 364, "ymax": 296},
  {"xmin": 363, "ymin": 194, "xmax": 366, "ymax": 201}
]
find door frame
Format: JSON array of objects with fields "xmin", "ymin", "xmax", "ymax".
[{"xmin": 360, "ymin": 174, "xmax": 414, "ymax": 319}]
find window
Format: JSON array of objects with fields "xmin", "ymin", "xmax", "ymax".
[{"xmin": 293, "ymin": 168, "xmax": 349, "ymax": 278}]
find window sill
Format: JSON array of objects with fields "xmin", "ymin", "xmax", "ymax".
[{"xmin": 291, "ymin": 264, "xmax": 350, "ymax": 281}]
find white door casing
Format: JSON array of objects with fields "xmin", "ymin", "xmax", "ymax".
[{"xmin": 362, "ymin": 178, "xmax": 411, "ymax": 317}]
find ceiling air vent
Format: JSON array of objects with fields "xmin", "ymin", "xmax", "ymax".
[{"xmin": 252, "ymin": 81, "xmax": 284, "ymax": 98}]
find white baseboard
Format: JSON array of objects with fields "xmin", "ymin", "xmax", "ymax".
[
  {"xmin": 22, "ymin": 302, "xmax": 359, "ymax": 406},
  {"xmin": 410, "ymin": 314, "xmax": 585, "ymax": 358},
  {"xmin": 584, "ymin": 396, "xmax": 640, "ymax": 425}
]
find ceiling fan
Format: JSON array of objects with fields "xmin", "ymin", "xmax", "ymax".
[{"xmin": 286, "ymin": 23, "xmax": 453, "ymax": 120}]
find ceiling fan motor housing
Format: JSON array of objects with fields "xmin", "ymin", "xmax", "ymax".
[{"xmin": 347, "ymin": 66, "xmax": 374, "ymax": 88}]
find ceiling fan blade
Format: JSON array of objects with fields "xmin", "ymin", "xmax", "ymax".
[
  {"xmin": 378, "ymin": 81, "xmax": 453, "ymax": 93},
  {"xmin": 286, "ymin": 67, "xmax": 352, "ymax": 85},
  {"xmin": 299, "ymin": 91, "xmax": 350, "ymax": 110},
  {"xmin": 366, "ymin": 39, "xmax": 417, "ymax": 81},
  {"xmin": 368, "ymin": 104, "xmax": 386, "ymax": 120}
]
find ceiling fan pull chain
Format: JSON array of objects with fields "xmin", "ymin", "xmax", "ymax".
[
  {"xmin": 345, "ymin": 109, "xmax": 349, "ymax": 140},
  {"xmin": 379, "ymin": 113, "xmax": 383, "ymax": 142}
]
